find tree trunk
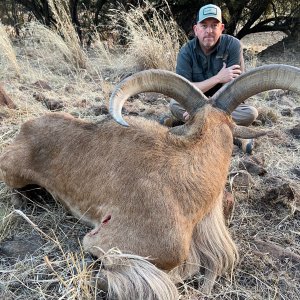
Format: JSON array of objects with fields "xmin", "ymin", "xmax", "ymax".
[
  {"xmin": 69, "ymin": 0, "xmax": 82, "ymax": 42},
  {"xmin": 94, "ymin": 0, "xmax": 107, "ymax": 26}
]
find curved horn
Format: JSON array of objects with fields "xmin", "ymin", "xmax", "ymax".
[
  {"xmin": 211, "ymin": 64, "xmax": 300, "ymax": 114},
  {"xmin": 109, "ymin": 69, "xmax": 208, "ymax": 126}
]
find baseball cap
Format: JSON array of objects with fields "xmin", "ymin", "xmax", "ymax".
[{"xmin": 197, "ymin": 4, "xmax": 222, "ymax": 23}]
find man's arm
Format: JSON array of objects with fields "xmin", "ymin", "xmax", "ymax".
[
  {"xmin": 226, "ymin": 37, "xmax": 245, "ymax": 72},
  {"xmin": 175, "ymin": 46, "xmax": 193, "ymax": 81},
  {"xmin": 192, "ymin": 63, "xmax": 241, "ymax": 92},
  {"xmin": 192, "ymin": 37, "xmax": 244, "ymax": 92},
  {"xmin": 175, "ymin": 37, "xmax": 244, "ymax": 120}
]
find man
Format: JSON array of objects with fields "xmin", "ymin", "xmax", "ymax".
[{"xmin": 165, "ymin": 4, "xmax": 258, "ymax": 154}]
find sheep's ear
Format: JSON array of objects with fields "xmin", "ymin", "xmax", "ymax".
[{"xmin": 233, "ymin": 125, "xmax": 271, "ymax": 139}]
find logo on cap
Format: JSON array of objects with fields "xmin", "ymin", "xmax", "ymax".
[
  {"xmin": 203, "ymin": 7, "xmax": 217, "ymax": 16},
  {"xmin": 197, "ymin": 4, "xmax": 222, "ymax": 23}
]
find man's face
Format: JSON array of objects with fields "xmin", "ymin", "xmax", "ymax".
[{"xmin": 193, "ymin": 18, "xmax": 224, "ymax": 52}]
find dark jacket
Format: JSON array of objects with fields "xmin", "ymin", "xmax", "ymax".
[{"xmin": 176, "ymin": 34, "xmax": 244, "ymax": 97}]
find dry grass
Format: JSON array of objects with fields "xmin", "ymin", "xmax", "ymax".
[
  {"xmin": 0, "ymin": 23, "xmax": 20, "ymax": 76},
  {"xmin": 48, "ymin": 0, "xmax": 87, "ymax": 70},
  {"xmin": 0, "ymin": 3, "xmax": 300, "ymax": 299},
  {"xmin": 110, "ymin": 2, "xmax": 187, "ymax": 73},
  {"xmin": 21, "ymin": 22, "xmax": 80, "ymax": 74}
]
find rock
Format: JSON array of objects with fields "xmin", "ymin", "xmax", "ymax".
[
  {"xmin": 278, "ymin": 96, "xmax": 296, "ymax": 107},
  {"xmin": 291, "ymin": 168, "xmax": 300, "ymax": 178},
  {"xmin": 253, "ymin": 238, "xmax": 300, "ymax": 264},
  {"xmin": 19, "ymin": 85, "xmax": 29, "ymax": 91},
  {"xmin": 0, "ymin": 112, "xmax": 9, "ymax": 122},
  {"xmin": 33, "ymin": 92, "xmax": 47, "ymax": 102},
  {"xmin": 0, "ymin": 85, "xmax": 17, "ymax": 109},
  {"xmin": 33, "ymin": 80, "xmax": 52, "ymax": 90},
  {"xmin": 141, "ymin": 92, "xmax": 160, "ymax": 103},
  {"xmin": 128, "ymin": 111, "xmax": 139, "ymax": 116},
  {"xmin": 238, "ymin": 156, "xmax": 267, "ymax": 176},
  {"xmin": 232, "ymin": 145, "xmax": 240, "ymax": 156},
  {"xmin": 74, "ymin": 99, "xmax": 87, "ymax": 108},
  {"xmin": 91, "ymin": 105, "xmax": 109, "ymax": 116},
  {"xmin": 229, "ymin": 170, "xmax": 254, "ymax": 190},
  {"xmin": 0, "ymin": 234, "xmax": 45, "ymax": 259},
  {"xmin": 258, "ymin": 35, "xmax": 300, "ymax": 63},
  {"xmin": 257, "ymin": 108, "xmax": 278, "ymax": 125},
  {"xmin": 294, "ymin": 107, "xmax": 300, "ymax": 115},
  {"xmin": 10, "ymin": 193, "xmax": 26, "ymax": 208},
  {"xmin": 252, "ymin": 119, "xmax": 263, "ymax": 127},
  {"xmin": 281, "ymin": 108, "xmax": 292, "ymax": 116},
  {"xmin": 65, "ymin": 85, "xmax": 75, "ymax": 93},
  {"xmin": 13, "ymin": 185, "xmax": 54, "ymax": 206},
  {"xmin": 290, "ymin": 124, "xmax": 300, "ymax": 139},
  {"xmin": 44, "ymin": 99, "xmax": 64, "ymax": 111},
  {"xmin": 262, "ymin": 176, "xmax": 299, "ymax": 212}
]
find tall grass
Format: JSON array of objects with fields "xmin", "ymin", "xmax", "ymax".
[
  {"xmin": 110, "ymin": 2, "xmax": 187, "ymax": 72},
  {"xmin": 48, "ymin": 0, "xmax": 87, "ymax": 69},
  {"xmin": 0, "ymin": 23, "xmax": 20, "ymax": 76},
  {"xmin": 91, "ymin": 28, "xmax": 120, "ymax": 71},
  {"xmin": 23, "ymin": 21, "xmax": 77, "ymax": 70}
]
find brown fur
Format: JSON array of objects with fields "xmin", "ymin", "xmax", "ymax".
[{"xmin": 0, "ymin": 105, "xmax": 236, "ymax": 297}]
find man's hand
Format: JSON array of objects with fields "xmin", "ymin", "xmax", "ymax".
[
  {"xmin": 216, "ymin": 63, "xmax": 241, "ymax": 84},
  {"xmin": 183, "ymin": 111, "xmax": 190, "ymax": 121}
]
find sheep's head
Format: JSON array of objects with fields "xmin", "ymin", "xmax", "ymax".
[{"xmin": 109, "ymin": 65, "xmax": 300, "ymax": 139}]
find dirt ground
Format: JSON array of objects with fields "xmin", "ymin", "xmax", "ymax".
[{"xmin": 0, "ymin": 30, "xmax": 299, "ymax": 300}]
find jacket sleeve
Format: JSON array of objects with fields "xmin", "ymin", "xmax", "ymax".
[
  {"xmin": 175, "ymin": 45, "xmax": 193, "ymax": 81},
  {"xmin": 226, "ymin": 37, "xmax": 245, "ymax": 72}
]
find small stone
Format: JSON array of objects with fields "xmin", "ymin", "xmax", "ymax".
[
  {"xmin": 278, "ymin": 95, "xmax": 295, "ymax": 107},
  {"xmin": 294, "ymin": 107, "xmax": 300, "ymax": 115},
  {"xmin": 229, "ymin": 170, "xmax": 254, "ymax": 189},
  {"xmin": 74, "ymin": 99, "xmax": 87, "ymax": 108},
  {"xmin": 239, "ymin": 156, "xmax": 267, "ymax": 176},
  {"xmin": 290, "ymin": 124, "xmax": 300, "ymax": 139},
  {"xmin": 232, "ymin": 145, "xmax": 240, "ymax": 156},
  {"xmin": 91, "ymin": 105, "xmax": 109, "ymax": 116},
  {"xmin": 33, "ymin": 80, "xmax": 52, "ymax": 90},
  {"xmin": 281, "ymin": 108, "xmax": 292, "ymax": 116},
  {"xmin": 65, "ymin": 85, "xmax": 75, "ymax": 93},
  {"xmin": 0, "ymin": 234, "xmax": 45, "ymax": 259},
  {"xmin": 44, "ymin": 99, "xmax": 64, "ymax": 111},
  {"xmin": 0, "ymin": 112, "xmax": 8, "ymax": 122},
  {"xmin": 19, "ymin": 85, "xmax": 29, "ymax": 91},
  {"xmin": 252, "ymin": 120, "xmax": 263, "ymax": 126},
  {"xmin": 262, "ymin": 176, "xmax": 298, "ymax": 211},
  {"xmin": 291, "ymin": 168, "xmax": 300, "ymax": 178},
  {"xmin": 33, "ymin": 92, "xmax": 47, "ymax": 102}
]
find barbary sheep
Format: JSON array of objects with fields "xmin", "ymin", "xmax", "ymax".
[{"xmin": 0, "ymin": 64, "xmax": 299, "ymax": 299}]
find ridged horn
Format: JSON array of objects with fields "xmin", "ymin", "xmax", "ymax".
[
  {"xmin": 109, "ymin": 69, "xmax": 208, "ymax": 126},
  {"xmin": 211, "ymin": 64, "xmax": 300, "ymax": 114}
]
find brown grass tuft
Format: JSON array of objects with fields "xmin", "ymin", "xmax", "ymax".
[{"xmin": 257, "ymin": 107, "xmax": 279, "ymax": 124}]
